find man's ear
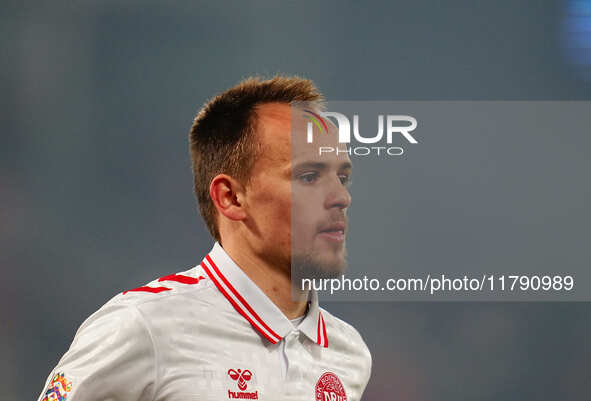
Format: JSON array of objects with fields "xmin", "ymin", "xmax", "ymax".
[{"xmin": 209, "ymin": 174, "xmax": 247, "ymax": 222}]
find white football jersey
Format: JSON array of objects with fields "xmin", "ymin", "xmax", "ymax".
[{"xmin": 37, "ymin": 242, "xmax": 372, "ymax": 401}]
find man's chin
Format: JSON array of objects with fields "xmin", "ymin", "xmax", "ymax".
[{"xmin": 291, "ymin": 253, "xmax": 347, "ymax": 283}]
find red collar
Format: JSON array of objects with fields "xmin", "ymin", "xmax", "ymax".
[{"xmin": 201, "ymin": 242, "xmax": 328, "ymax": 347}]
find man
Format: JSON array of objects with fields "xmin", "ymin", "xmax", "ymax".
[{"xmin": 37, "ymin": 76, "xmax": 371, "ymax": 401}]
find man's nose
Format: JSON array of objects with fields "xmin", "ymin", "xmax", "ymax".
[{"xmin": 324, "ymin": 176, "xmax": 351, "ymax": 209}]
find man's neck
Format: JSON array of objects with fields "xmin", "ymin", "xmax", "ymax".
[{"xmin": 219, "ymin": 238, "xmax": 308, "ymax": 320}]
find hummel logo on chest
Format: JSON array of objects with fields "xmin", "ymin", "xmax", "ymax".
[{"xmin": 227, "ymin": 368, "xmax": 259, "ymax": 399}]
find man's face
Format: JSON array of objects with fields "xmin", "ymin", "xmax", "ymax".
[{"xmin": 243, "ymin": 103, "xmax": 352, "ymax": 280}]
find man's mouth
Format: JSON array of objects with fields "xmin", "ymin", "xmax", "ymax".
[{"xmin": 318, "ymin": 222, "xmax": 346, "ymax": 243}]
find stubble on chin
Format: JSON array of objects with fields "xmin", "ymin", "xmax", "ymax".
[{"xmin": 290, "ymin": 248, "xmax": 348, "ymax": 289}]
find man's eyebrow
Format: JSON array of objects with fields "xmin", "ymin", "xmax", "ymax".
[{"xmin": 292, "ymin": 161, "xmax": 353, "ymax": 171}]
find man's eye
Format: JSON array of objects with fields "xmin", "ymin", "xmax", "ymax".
[
  {"xmin": 339, "ymin": 174, "xmax": 352, "ymax": 186},
  {"xmin": 298, "ymin": 172, "xmax": 318, "ymax": 184}
]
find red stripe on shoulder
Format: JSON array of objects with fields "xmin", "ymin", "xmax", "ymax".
[
  {"xmin": 122, "ymin": 286, "xmax": 171, "ymax": 295},
  {"xmin": 158, "ymin": 274, "xmax": 205, "ymax": 285}
]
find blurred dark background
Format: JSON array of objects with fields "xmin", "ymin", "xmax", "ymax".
[{"xmin": 3, "ymin": 1, "xmax": 591, "ymax": 400}]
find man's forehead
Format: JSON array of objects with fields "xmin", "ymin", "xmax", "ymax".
[
  {"xmin": 256, "ymin": 103, "xmax": 291, "ymax": 127},
  {"xmin": 254, "ymin": 103, "xmax": 291, "ymax": 147},
  {"xmin": 255, "ymin": 102, "xmax": 329, "ymax": 132},
  {"xmin": 290, "ymin": 109, "xmax": 350, "ymax": 166},
  {"xmin": 254, "ymin": 102, "xmax": 351, "ymax": 167}
]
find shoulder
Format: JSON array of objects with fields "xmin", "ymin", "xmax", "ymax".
[
  {"xmin": 44, "ymin": 298, "xmax": 158, "ymax": 401},
  {"xmin": 38, "ymin": 264, "xmax": 218, "ymax": 401},
  {"xmin": 320, "ymin": 307, "xmax": 372, "ymax": 371},
  {"xmin": 72, "ymin": 264, "xmax": 216, "ymax": 342},
  {"xmin": 321, "ymin": 307, "xmax": 370, "ymax": 349},
  {"xmin": 88, "ymin": 264, "xmax": 223, "ymax": 343},
  {"xmin": 106, "ymin": 264, "xmax": 214, "ymax": 308}
]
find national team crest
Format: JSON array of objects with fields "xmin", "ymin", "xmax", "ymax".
[
  {"xmin": 315, "ymin": 372, "xmax": 347, "ymax": 401},
  {"xmin": 42, "ymin": 372, "xmax": 72, "ymax": 401}
]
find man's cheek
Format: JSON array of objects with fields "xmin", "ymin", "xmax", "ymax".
[{"xmin": 292, "ymin": 219, "xmax": 316, "ymax": 247}]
